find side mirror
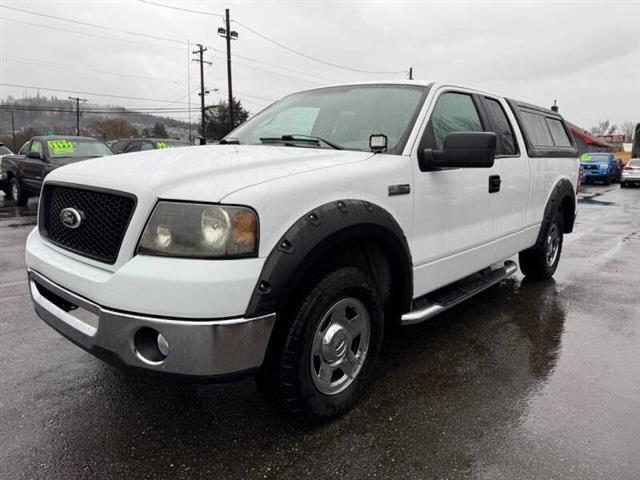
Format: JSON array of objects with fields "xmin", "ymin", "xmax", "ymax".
[
  {"xmin": 26, "ymin": 151, "xmax": 42, "ymax": 160},
  {"xmin": 419, "ymin": 132, "xmax": 496, "ymax": 170}
]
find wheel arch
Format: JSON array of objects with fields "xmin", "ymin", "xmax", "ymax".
[
  {"xmin": 543, "ymin": 177, "xmax": 576, "ymax": 236},
  {"xmin": 245, "ymin": 199, "xmax": 413, "ymax": 319}
]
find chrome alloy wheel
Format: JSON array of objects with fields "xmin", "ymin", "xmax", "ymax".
[
  {"xmin": 310, "ymin": 297, "xmax": 370, "ymax": 395},
  {"xmin": 546, "ymin": 222, "xmax": 561, "ymax": 267},
  {"xmin": 11, "ymin": 181, "xmax": 19, "ymax": 201}
]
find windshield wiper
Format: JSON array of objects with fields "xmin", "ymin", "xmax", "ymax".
[
  {"xmin": 259, "ymin": 134, "xmax": 342, "ymax": 150},
  {"xmin": 219, "ymin": 138, "xmax": 240, "ymax": 145}
]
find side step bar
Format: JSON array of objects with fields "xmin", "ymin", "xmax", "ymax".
[{"xmin": 401, "ymin": 260, "xmax": 518, "ymax": 326}]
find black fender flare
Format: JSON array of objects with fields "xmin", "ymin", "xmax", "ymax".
[
  {"xmin": 245, "ymin": 199, "xmax": 413, "ymax": 317},
  {"xmin": 540, "ymin": 178, "xmax": 576, "ymax": 239}
]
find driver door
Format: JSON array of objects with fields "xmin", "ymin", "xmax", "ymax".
[
  {"xmin": 22, "ymin": 140, "xmax": 46, "ymax": 191},
  {"xmin": 410, "ymin": 88, "xmax": 499, "ymax": 297}
]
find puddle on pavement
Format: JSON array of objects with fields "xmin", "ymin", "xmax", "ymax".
[
  {"xmin": 0, "ymin": 195, "xmax": 39, "ymax": 219},
  {"xmin": 578, "ymin": 186, "xmax": 617, "ymax": 206}
]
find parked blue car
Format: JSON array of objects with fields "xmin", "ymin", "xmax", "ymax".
[{"xmin": 580, "ymin": 153, "xmax": 622, "ymax": 185}]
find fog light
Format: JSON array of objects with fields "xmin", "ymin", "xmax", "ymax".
[
  {"xmin": 134, "ymin": 327, "xmax": 168, "ymax": 364},
  {"xmin": 157, "ymin": 333, "xmax": 169, "ymax": 357}
]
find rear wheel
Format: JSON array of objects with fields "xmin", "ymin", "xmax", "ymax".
[
  {"xmin": 10, "ymin": 178, "xmax": 29, "ymax": 206},
  {"xmin": 256, "ymin": 266, "xmax": 384, "ymax": 423},
  {"xmin": 519, "ymin": 208, "xmax": 563, "ymax": 280}
]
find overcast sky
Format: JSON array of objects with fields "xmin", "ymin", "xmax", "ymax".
[{"xmin": 1, "ymin": 0, "xmax": 638, "ymax": 130}]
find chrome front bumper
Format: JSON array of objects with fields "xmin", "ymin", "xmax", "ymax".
[{"xmin": 28, "ymin": 270, "xmax": 275, "ymax": 377}]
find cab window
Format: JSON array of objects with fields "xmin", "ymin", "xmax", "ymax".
[
  {"xmin": 140, "ymin": 141, "xmax": 155, "ymax": 151},
  {"xmin": 30, "ymin": 142, "xmax": 43, "ymax": 154},
  {"xmin": 484, "ymin": 97, "xmax": 518, "ymax": 156},
  {"xmin": 18, "ymin": 142, "xmax": 30, "ymax": 155},
  {"xmin": 124, "ymin": 141, "xmax": 141, "ymax": 153},
  {"xmin": 423, "ymin": 92, "xmax": 483, "ymax": 150}
]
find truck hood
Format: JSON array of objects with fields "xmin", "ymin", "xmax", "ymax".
[{"xmin": 48, "ymin": 145, "xmax": 373, "ymax": 202}]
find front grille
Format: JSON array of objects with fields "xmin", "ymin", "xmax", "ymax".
[{"xmin": 40, "ymin": 184, "xmax": 136, "ymax": 264}]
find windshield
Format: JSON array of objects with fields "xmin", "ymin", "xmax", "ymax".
[
  {"xmin": 628, "ymin": 159, "xmax": 640, "ymax": 167},
  {"xmin": 0, "ymin": 146, "xmax": 12, "ymax": 155},
  {"xmin": 46, "ymin": 139, "xmax": 113, "ymax": 158},
  {"xmin": 228, "ymin": 84, "xmax": 429, "ymax": 154}
]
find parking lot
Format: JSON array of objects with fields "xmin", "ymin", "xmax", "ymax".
[{"xmin": 0, "ymin": 184, "xmax": 639, "ymax": 480}]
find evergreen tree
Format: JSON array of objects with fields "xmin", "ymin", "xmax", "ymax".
[{"xmin": 201, "ymin": 98, "xmax": 250, "ymax": 140}]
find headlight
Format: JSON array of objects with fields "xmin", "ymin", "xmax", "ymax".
[
  {"xmin": 138, "ymin": 201, "xmax": 258, "ymax": 258},
  {"xmin": 600, "ymin": 164, "xmax": 609, "ymax": 169}
]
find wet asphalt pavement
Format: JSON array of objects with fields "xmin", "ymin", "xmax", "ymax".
[{"xmin": 1, "ymin": 185, "xmax": 639, "ymax": 480}]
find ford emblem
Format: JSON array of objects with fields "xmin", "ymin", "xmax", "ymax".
[{"xmin": 60, "ymin": 207, "xmax": 83, "ymax": 229}]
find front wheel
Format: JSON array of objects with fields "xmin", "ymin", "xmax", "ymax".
[
  {"xmin": 10, "ymin": 178, "xmax": 29, "ymax": 206},
  {"xmin": 256, "ymin": 266, "xmax": 384, "ymax": 423},
  {"xmin": 519, "ymin": 208, "xmax": 563, "ymax": 280}
]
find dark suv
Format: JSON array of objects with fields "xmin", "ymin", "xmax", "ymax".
[{"xmin": 109, "ymin": 138, "xmax": 191, "ymax": 154}]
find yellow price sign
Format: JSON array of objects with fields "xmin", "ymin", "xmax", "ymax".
[{"xmin": 48, "ymin": 140, "xmax": 75, "ymax": 155}]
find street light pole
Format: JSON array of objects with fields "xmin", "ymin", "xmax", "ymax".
[
  {"xmin": 68, "ymin": 96, "xmax": 86, "ymax": 135},
  {"xmin": 218, "ymin": 9, "xmax": 238, "ymax": 133}
]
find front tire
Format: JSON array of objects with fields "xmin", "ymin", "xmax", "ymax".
[
  {"xmin": 256, "ymin": 266, "xmax": 384, "ymax": 423},
  {"xmin": 519, "ymin": 207, "xmax": 563, "ymax": 280},
  {"xmin": 10, "ymin": 178, "xmax": 29, "ymax": 206}
]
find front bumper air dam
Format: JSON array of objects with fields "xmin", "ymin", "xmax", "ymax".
[{"xmin": 28, "ymin": 269, "xmax": 275, "ymax": 378}]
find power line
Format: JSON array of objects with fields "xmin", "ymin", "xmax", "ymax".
[
  {"xmin": 0, "ymin": 83, "xmax": 191, "ymax": 104},
  {"xmin": 132, "ymin": 0, "xmax": 405, "ymax": 75},
  {"xmin": 233, "ymin": 19, "xmax": 406, "ymax": 75},
  {"xmin": 0, "ymin": 16, "xmax": 185, "ymax": 51},
  {"xmin": 138, "ymin": 0, "xmax": 224, "ymax": 18},
  {"xmin": 1, "ymin": 106, "xmax": 194, "ymax": 114},
  {"xmin": 2, "ymin": 55, "xmax": 186, "ymax": 86},
  {"xmin": 0, "ymin": 4, "xmax": 184, "ymax": 45}
]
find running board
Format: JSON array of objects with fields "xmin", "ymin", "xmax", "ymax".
[{"xmin": 401, "ymin": 260, "xmax": 518, "ymax": 326}]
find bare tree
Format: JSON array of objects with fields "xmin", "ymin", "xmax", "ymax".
[
  {"xmin": 89, "ymin": 118, "xmax": 138, "ymax": 140},
  {"xmin": 590, "ymin": 119, "xmax": 617, "ymax": 137},
  {"xmin": 618, "ymin": 121, "xmax": 636, "ymax": 142}
]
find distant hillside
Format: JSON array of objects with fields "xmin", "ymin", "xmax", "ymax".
[{"xmin": 0, "ymin": 94, "xmax": 192, "ymax": 142}]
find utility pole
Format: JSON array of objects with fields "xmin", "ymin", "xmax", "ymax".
[
  {"xmin": 192, "ymin": 44, "xmax": 212, "ymax": 144},
  {"xmin": 408, "ymin": 67, "xmax": 413, "ymax": 80},
  {"xmin": 218, "ymin": 9, "xmax": 238, "ymax": 132},
  {"xmin": 68, "ymin": 96, "xmax": 86, "ymax": 135},
  {"xmin": 10, "ymin": 111, "xmax": 16, "ymax": 151}
]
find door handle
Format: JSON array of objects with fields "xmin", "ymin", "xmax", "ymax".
[{"xmin": 489, "ymin": 175, "xmax": 501, "ymax": 193}]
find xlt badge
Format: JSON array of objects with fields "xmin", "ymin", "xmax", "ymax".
[{"xmin": 388, "ymin": 184, "xmax": 410, "ymax": 196}]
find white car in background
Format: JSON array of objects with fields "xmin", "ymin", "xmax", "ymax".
[{"xmin": 621, "ymin": 158, "xmax": 640, "ymax": 187}]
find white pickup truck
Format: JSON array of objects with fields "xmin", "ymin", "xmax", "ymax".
[{"xmin": 26, "ymin": 81, "xmax": 579, "ymax": 422}]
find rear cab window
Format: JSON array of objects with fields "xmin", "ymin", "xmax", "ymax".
[{"xmin": 506, "ymin": 99, "xmax": 577, "ymax": 158}]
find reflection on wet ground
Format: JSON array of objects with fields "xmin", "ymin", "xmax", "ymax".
[
  {"xmin": 0, "ymin": 192, "xmax": 38, "ymax": 224},
  {"xmin": 1, "ymin": 184, "xmax": 639, "ymax": 479}
]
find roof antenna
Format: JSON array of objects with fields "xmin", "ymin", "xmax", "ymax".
[{"xmin": 551, "ymin": 99, "xmax": 559, "ymax": 112}]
